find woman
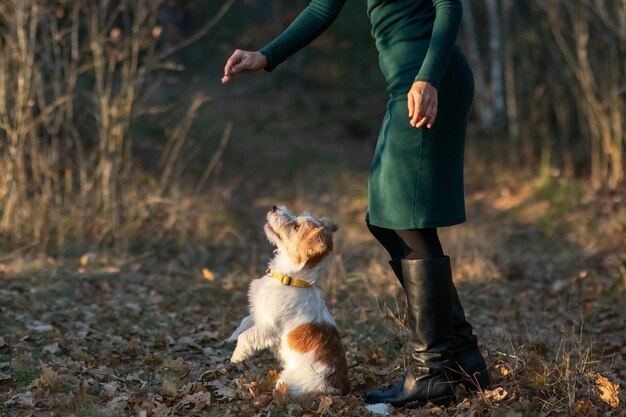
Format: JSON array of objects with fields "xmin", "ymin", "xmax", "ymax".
[{"xmin": 222, "ymin": 0, "xmax": 490, "ymax": 408}]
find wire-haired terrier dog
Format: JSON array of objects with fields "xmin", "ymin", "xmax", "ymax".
[{"xmin": 229, "ymin": 205, "xmax": 350, "ymax": 397}]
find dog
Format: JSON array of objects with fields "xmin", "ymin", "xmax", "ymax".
[{"xmin": 229, "ymin": 205, "xmax": 351, "ymax": 397}]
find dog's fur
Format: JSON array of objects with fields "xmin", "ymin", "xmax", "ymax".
[{"xmin": 229, "ymin": 206, "xmax": 350, "ymax": 397}]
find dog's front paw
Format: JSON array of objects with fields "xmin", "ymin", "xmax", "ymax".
[{"xmin": 230, "ymin": 348, "xmax": 246, "ymax": 363}]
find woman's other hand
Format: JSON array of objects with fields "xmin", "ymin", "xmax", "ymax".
[
  {"xmin": 222, "ymin": 50, "xmax": 268, "ymax": 84},
  {"xmin": 407, "ymin": 81, "xmax": 438, "ymax": 129}
]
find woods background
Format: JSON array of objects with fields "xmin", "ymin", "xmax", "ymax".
[
  {"xmin": 0, "ymin": 1, "xmax": 625, "ymax": 417},
  {"xmin": 0, "ymin": 0, "xmax": 624, "ymax": 252}
]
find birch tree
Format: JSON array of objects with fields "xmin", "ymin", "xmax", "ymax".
[{"xmin": 541, "ymin": 0, "xmax": 626, "ymax": 188}]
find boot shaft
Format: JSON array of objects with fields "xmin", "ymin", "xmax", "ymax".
[
  {"xmin": 390, "ymin": 257, "xmax": 479, "ymax": 356},
  {"xmin": 400, "ymin": 257, "xmax": 454, "ymax": 368}
]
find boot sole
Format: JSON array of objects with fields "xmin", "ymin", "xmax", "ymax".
[{"xmin": 403, "ymin": 393, "xmax": 456, "ymax": 408}]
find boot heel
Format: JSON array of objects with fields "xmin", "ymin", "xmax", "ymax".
[
  {"xmin": 430, "ymin": 393, "xmax": 457, "ymax": 407},
  {"xmin": 462, "ymin": 368, "xmax": 491, "ymax": 392}
]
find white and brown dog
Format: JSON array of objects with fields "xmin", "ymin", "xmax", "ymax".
[{"xmin": 229, "ymin": 205, "xmax": 350, "ymax": 397}]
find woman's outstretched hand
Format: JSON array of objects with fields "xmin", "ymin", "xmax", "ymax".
[
  {"xmin": 222, "ymin": 50, "xmax": 268, "ymax": 84},
  {"xmin": 407, "ymin": 81, "xmax": 438, "ymax": 129}
]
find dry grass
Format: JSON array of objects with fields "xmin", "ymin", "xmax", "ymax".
[
  {"xmin": 0, "ymin": 155, "xmax": 624, "ymax": 416},
  {"xmin": 0, "ymin": 0, "xmax": 233, "ymax": 254}
]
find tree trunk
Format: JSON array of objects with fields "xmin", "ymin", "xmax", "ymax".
[
  {"xmin": 484, "ymin": 0, "xmax": 505, "ymax": 132},
  {"xmin": 461, "ymin": 0, "xmax": 492, "ymax": 132},
  {"xmin": 500, "ymin": 0, "xmax": 520, "ymax": 165}
]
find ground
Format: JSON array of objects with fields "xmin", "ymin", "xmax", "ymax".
[{"xmin": 1, "ymin": 81, "xmax": 625, "ymax": 416}]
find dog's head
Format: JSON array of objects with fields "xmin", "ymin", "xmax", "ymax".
[{"xmin": 265, "ymin": 205, "xmax": 338, "ymax": 268}]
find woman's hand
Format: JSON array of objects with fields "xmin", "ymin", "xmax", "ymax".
[
  {"xmin": 407, "ymin": 81, "xmax": 438, "ymax": 129},
  {"xmin": 222, "ymin": 50, "xmax": 268, "ymax": 84}
]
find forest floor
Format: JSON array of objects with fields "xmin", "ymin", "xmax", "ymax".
[{"xmin": 1, "ymin": 79, "xmax": 625, "ymax": 416}]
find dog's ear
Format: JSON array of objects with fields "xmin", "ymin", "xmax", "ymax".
[
  {"xmin": 318, "ymin": 217, "xmax": 338, "ymax": 233},
  {"xmin": 300, "ymin": 224, "xmax": 334, "ymax": 267}
]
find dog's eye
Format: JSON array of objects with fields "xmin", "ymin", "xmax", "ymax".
[{"xmin": 293, "ymin": 223, "xmax": 300, "ymax": 231}]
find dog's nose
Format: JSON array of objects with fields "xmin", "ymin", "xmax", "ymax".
[{"xmin": 271, "ymin": 205, "xmax": 278, "ymax": 212}]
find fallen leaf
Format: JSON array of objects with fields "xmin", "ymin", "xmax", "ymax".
[
  {"xmin": 267, "ymin": 369, "xmax": 279, "ymax": 384},
  {"xmin": 106, "ymin": 394, "xmax": 130, "ymax": 411},
  {"xmin": 178, "ymin": 391, "xmax": 212, "ymax": 410},
  {"xmin": 216, "ymin": 384, "xmax": 237, "ymax": 400},
  {"xmin": 575, "ymin": 397, "xmax": 594, "ymax": 414},
  {"xmin": 0, "ymin": 371, "xmax": 15, "ymax": 387},
  {"xmin": 176, "ymin": 336, "xmax": 194, "ymax": 347},
  {"xmin": 494, "ymin": 363, "xmax": 511, "ymax": 376},
  {"xmin": 317, "ymin": 395, "xmax": 333, "ymax": 413},
  {"xmin": 202, "ymin": 268, "xmax": 215, "ymax": 281},
  {"xmin": 125, "ymin": 302, "xmax": 142, "ymax": 313},
  {"xmin": 162, "ymin": 357, "xmax": 185, "ymax": 371},
  {"xmin": 80, "ymin": 252, "xmax": 96, "ymax": 266},
  {"xmin": 484, "ymin": 387, "xmax": 509, "ymax": 402},
  {"xmin": 207, "ymin": 379, "xmax": 236, "ymax": 401},
  {"xmin": 551, "ymin": 279, "xmax": 569, "ymax": 293},
  {"xmin": 365, "ymin": 403, "xmax": 391, "ymax": 416},
  {"xmin": 162, "ymin": 377, "xmax": 178, "ymax": 397},
  {"xmin": 590, "ymin": 371, "xmax": 620, "ymax": 408},
  {"xmin": 0, "ymin": 336, "xmax": 9, "ymax": 354},
  {"xmin": 8, "ymin": 391, "xmax": 34, "ymax": 407},
  {"xmin": 102, "ymin": 381, "xmax": 118, "ymax": 396},
  {"xmin": 153, "ymin": 403, "xmax": 171, "ymax": 417},
  {"xmin": 28, "ymin": 321, "xmax": 55, "ymax": 333},
  {"xmin": 42, "ymin": 342, "xmax": 60, "ymax": 354},
  {"xmin": 182, "ymin": 381, "xmax": 205, "ymax": 395}
]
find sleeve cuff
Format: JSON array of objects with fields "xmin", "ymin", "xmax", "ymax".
[
  {"xmin": 414, "ymin": 74, "xmax": 441, "ymax": 90},
  {"xmin": 258, "ymin": 48, "xmax": 275, "ymax": 72}
]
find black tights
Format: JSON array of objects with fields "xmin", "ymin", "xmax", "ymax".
[{"xmin": 367, "ymin": 223, "xmax": 444, "ymax": 260}]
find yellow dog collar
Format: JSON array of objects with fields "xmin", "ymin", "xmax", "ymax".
[{"xmin": 267, "ymin": 270, "xmax": 311, "ymax": 288}]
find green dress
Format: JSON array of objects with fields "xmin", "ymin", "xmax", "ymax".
[{"xmin": 260, "ymin": 0, "xmax": 474, "ymax": 229}]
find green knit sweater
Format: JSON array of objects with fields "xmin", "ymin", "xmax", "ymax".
[{"xmin": 260, "ymin": 0, "xmax": 462, "ymax": 92}]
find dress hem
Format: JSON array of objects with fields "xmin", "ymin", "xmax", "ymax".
[{"xmin": 366, "ymin": 215, "xmax": 466, "ymax": 229}]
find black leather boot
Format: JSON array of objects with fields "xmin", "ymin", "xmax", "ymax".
[
  {"xmin": 449, "ymin": 285, "xmax": 491, "ymax": 391},
  {"xmin": 390, "ymin": 257, "xmax": 489, "ymax": 391},
  {"xmin": 365, "ymin": 258, "xmax": 457, "ymax": 407}
]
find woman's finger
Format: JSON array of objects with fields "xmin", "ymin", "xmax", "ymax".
[
  {"xmin": 419, "ymin": 99, "xmax": 434, "ymax": 128},
  {"xmin": 410, "ymin": 94, "xmax": 418, "ymax": 126},
  {"xmin": 231, "ymin": 52, "xmax": 251, "ymax": 74},
  {"xmin": 408, "ymin": 93, "xmax": 415, "ymax": 119},
  {"xmin": 414, "ymin": 115, "xmax": 428, "ymax": 128},
  {"xmin": 224, "ymin": 56, "xmax": 236, "ymax": 76},
  {"xmin": 222, "ymin": 50, "xmax": 245, "ymax": 83},
  {"xmin": 426, "ymin": 100, "xmax": 438, "ymax": 128},
  {"xmin": 425, "ymin": 89, "xmax": 438, "ymax": 128},
  {"xmin": 224, "ymin": 50, "xmax": 243, "ymax": 76},
  {"xmin": 411, "ymin": 104, "xmax": 421, "ymax": 127},
  {"xmin": 411, "ymin": 93, "xmax": 424, "ymax": 127},
  {"xmin": 415, "ymin": 90, "xmax": 435, "ymax": 128}
]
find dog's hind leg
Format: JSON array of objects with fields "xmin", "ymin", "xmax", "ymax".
[{"xmin": 276, "ymin": 366, "xmax": 327, "ymax": 398}]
